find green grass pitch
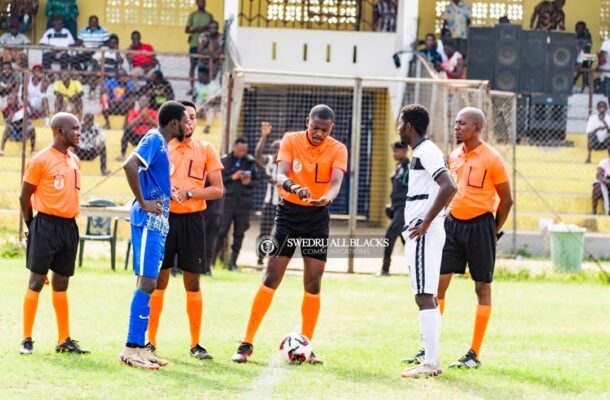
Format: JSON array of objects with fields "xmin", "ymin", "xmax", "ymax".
[{"xmin": 0, "ymin": 258, "xmax": 608, "ymax": 399}]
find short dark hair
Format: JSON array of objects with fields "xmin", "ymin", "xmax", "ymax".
[
  {"xmin": 400, "ymin": 104, "xmax": 430, "ymax": 136},
  {"xmin": 425, "ymin": 33, "xmax": 436, "ymax": 40},
  {"xmin": 235, "ymin": 137, "xmax": 248, "ymax": 145},
  {"xmin": 158, "ymin": 101, "xmax": 186, "ymax": 127},
  {"xmin": 179, "ymin": 100, "xmax": 197, "ymax": 111},
  {"xmin": 131, "ymin": 30, "xmax": 141, "ymax": 37},
  {"xmin": 309, "ymin": 104, "xmax": 334, "ymax": 122},
  {"xmin": 108, "ymin": 33, "xmax": 119, "ymax": 42},
  {"xmin": 597, "ymin": 101, "xmax": 607, "ymax": 108}
]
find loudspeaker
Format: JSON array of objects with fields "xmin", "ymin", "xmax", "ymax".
[
  {"xmin": 466, "ymin": 27, "xmax": 494, "ymax": 82},
  {"xmin": 528, "ymin": 95, "xmax": 568, "ymax": 143},
  {"xmin": 520, "ymin": 31, "xmax": 547, "ymax": 94},
  {"xmin": 547, "ymin": 32, "xmax": 576, "ymax": 95},
  {"xmin": 493, "ymin": 24, "xmax": 521, "ymax": 92}
]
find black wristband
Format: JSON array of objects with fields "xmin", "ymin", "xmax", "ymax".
[{"xmin": 282, "ymin": 179, "xmax": 295, "ymax": 192}]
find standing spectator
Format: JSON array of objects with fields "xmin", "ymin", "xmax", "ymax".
[
  {"xmin": 0, "ymin": 94, "xmax": 36, "ymax": 156},
  {"xmin": 0, "ymin": 18, "xmax": 31, "ymax": 64},
  {"xmin": 186, "ymin": 0, "xmax": 214, "ymax": 93},
  {"xmin": 139, "ymin": 70, "xmax": 175, "ymax": 111},
  {"xmin": 0, "ymin": 61, "xmax": 21, "ymax": 97},
  {"xmin": 71, "ymin": 113, "xmax": 109, "ymax": 176},
  {"xmin": 442, "ymin": 0, "xmax": 471, "ymax": 57},
  {"xmin": 441, "ymin": 40, "xmax": 465, "ymax": 79},
  {"xmin": 45, "ymin": 0, "xmax": 78, "ymax": 40},
  {"xmin": 419, "ymin": 33, "xmax": 443, "ymax": 72},
  {"xmin": 573, "ymin": 21, "xmax": 592, "ymax": 93},
  {"xmin": 73, "ymin": 15, "xmax": 109, "ymax": 71},
  {"xmin": 8, "ymin": 0, "xmax": 38, "ymax": 34},
  {"xmin": 585, "ymin": 101, "xmax": 610, "ymax": 164},
  {"xmin": 380, "ymin": 142, "xmax": 409, "ymax": 276},
  {"xmin": 27, "ymin": 64, "xmax": 50, "ymax": 123},
  {"xmin": 216, "ymin": 137, "xmax": 259, "ymax": 271},
  {"xmin": 530, "ymin": 0, "xmax": 566, "ymax": 31},
  {"xmin": 126, "ymin": 31, "xmax": 159, "ymax": 81},
  {"xmin": 197, "ymin": 20, "xmax": 224, "ymax": 79},
  {"xmin": 117, "ymin": 95, "xmax": 158, "ymax": 161},
  {"xmin": 436, "ymin": 28, "xmax": 451, "ymax": 63},
  {"xmin": 53, "ymin": 70, "xmax": 83, "ymax": 118},
  {"xmin": 373, "ymin": 0, "xmax": 397, "ymax": 32},
  {"xmin": 592, "ymin": 148, "xmax": 610, "ymax": 215},
  {"xmin": 101, "ymin": 68, "xmax": 135, "ymax": 129},
  {"xmin": 40, "ymin": 16, "xmax": 75, "ymax": 70},
  {"xmin": 193, "ymin": 67, "xmax": 220, "ymax": 133},
  {"xmin": 254, "ymin": 121, "xmax": 281, "ymax": 267}
]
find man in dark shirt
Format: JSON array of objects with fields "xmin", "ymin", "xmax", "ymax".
[
  {"xmin": 216, "ymin": 137, "xmax": 259, "ymax": 271},
  {"xmin": 380, "ymin": 141, "xmax": 409, "ymax": 276}
]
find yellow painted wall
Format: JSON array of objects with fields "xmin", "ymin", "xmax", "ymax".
[
  {"xmin": 31, "ymin": 0, "xmax": 224, "ymax": 53},
  {"xmin": 418, "ymin": 0, "xmax": 603, "ymax": 50}
]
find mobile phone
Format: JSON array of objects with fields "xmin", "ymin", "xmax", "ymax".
[{"xmin": 496, "ymin": 231, "xmax": 504, "ymax": 240}]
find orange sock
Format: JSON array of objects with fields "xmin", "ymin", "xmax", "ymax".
[
  {"xmin": 23, "ymin": 289, "xmax": 40, "ymax": 339},
  {"xmin": 301, "ymin": 292, "xmax": 321, "ymax": 341},
  {"xmin": 147, "ymin": 289, "xmax": 165, "ymax": 347},
  {"xmin": 243, "ymin": 285, "xmax": 275, "ymax": 344},
  {"xmin": 470, "ymin": 305, "xmax": 492, "ymax": 357},
  {"xmin": 52, "ymin": 291, "xmax": 70, "ymax": 343},
  {"xmin": 438, "ymin": 299, "xmax": 445, "ymax": 315},
  {"xmin": 186, "ymin": 290, "xmax": 203, "ymax": 348}
]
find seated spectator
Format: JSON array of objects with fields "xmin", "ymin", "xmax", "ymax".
[
  {"xmin": 418, "ymin": 33, "xmax": 443, "ymax": 72},
  {"xmin": 26, "ymin": 64, "xmax": 50, "ymax": 124},
  {"xmin": 586, "ymin": 101, "xmax": 610, "ymax": 163},
  {"xmin": 40, "ymin": 16, "xmax": 75, "ymax": 70},
  {"xmin": 592, "ymin": 147, "xmax": 610, "ymax": 215},
  {"xmin": 126, "ymin": 31, "xmax": 158, "ymax": 81},
  {"xmin": 197, "ymin": 20, "xmax": 224, "ymax": 79},
  {"xmin": 138, "ymin": 70, "xmax": 174, "ymax": 110},
  {"xmin": 73, "ymin": 15, "xmax": 109, "ymax": 71},
  {"xmin": 117, "ymin": 95, "xmax": 158, "ymax": 161},
  {"xmin": 441, "ymin": 39, "xmax": 465, "ymax": 79},
  {"xmin": 53, "ymin": 70, "xmax": 83, "ymax": 118},
  {"xmin": 100, "ymin": 68, "xmax": 135, "ymax": 129},
  {"xmin": 373, "ymin": 0, "xmax": 397, "ymax": 32},
  {"xmin": 93, "ymin": 34, "xmax": 124, "ymax": 74},
  {"xmin": 8, "ymin": 0, "xmax": 38, "ymax": 34},
  {"xmin": 45, "ymin": 0, "xmax": 78, "ymax": 40},
  {"xmin": 0, "ymin": 61, "xmax": 21, "ymax": 97},
  {"xmin": 193, "ymin": 67, "xmax": 221, "ymax": 134},
  {"xmin": 71, "ymin": 113, "xmax": 109, "ymax": 176},
  {"xmin": 0, "ymin": 93, "xmax": 36, "ymax": 156},
  {"xmin": 0, "ymin": 18, "xmax": 31, "ymax": 65},
  {"xmin": 574, "ymin": 21, "xmax": 592, "ymax": 93}
]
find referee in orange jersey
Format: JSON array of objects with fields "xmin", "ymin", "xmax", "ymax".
[
  {"xmin": 231, "ymin": 104, "xmax": 348, "ymax": 364},
  {"xmin": 438, "ymin": 107, "xmax": 512, "ymax": 368},
  {"xmin": 145, "ymin": 100, "xmax": 224, "ymax": 360},
  {"xmin": 18, "ymin": 112, "xmax": 89, "ymax": 355}
]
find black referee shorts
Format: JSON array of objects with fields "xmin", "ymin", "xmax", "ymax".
[
  {"xmin": 271, "ymin": 200, "xmax": 330, "ymax": 262},
  {"xmin": 440, "ymin": 212, "xmax": 496, "ymax": 283},
  {"xmin": 26, "ymin": 212, "xmax": 79, "ymax": 277},
  {"xmin": 162, "ymin": 211, "xmax": 206, "ymax": 273}
]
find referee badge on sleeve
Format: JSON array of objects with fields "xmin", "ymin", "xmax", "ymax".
[{"xmin": 293, "ymin": 159, "xmax": 302, "ymax": 173}]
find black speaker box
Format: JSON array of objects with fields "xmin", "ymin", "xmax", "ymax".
[
  {"xmin": 547, "ymin": 32, "xmax": 577, "ymax": 95},
  {"xmin": 493, "ymin": 24, "xmax": 521, "ymax": 92},
  {"xmin": 528, "ymin": 95, "xmax": 568, "ymax": 143},
  {"xmin": 466, "ymin": 27, "xmax": 495, "ymax": 82},
  {"xmin": 519, "ymin": 30, "xmax": 547, "ymax": 93}
]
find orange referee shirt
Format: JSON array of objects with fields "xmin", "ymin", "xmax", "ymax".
[
  {"xmin": 277, "ymin": 131, "xmax": 348, "ymax": 207},
  {"xmin": 448, "ymin": 141, "xmax": 509, "ymax": 220},
  {"xmin": 168, "ymin": 137, "xmax": 223, "ymax": 213},
  {"xmin": 23, "ymin": 145, "xmax": 81, "ymax": 219}
]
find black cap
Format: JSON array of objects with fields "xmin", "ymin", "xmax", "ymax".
[{"xmin": 391, "ymin": 141, "xmax": 407, "ymax": 150}]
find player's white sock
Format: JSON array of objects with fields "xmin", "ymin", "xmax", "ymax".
[{"xmin": 420, "ymin": 308, "xmax": 441, "ymax": 366}]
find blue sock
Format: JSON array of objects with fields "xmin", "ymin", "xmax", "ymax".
[{"xmin": 126, "ymin": 289, "xmax": 151, "ymax": 346}]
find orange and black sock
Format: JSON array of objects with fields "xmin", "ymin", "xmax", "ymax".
[
  {"xmin": 470, "ymin": 305, "xmax": 492, "ymax": 357},
  {"xmin": 147, "ymin": 289, "xmax": 165, "ymax": 347},
  {"xmin": 186, "ymin": 290, "xmax": 203, "ymax": 348},
  {"xmin": 438, "ymin": 298, "xmax": 445, "ymax": 315},
  {"xmin": 52, "ymin": 290, "xmax": 70, "ymax": 343},
  {"xmin": 243, "ymin": 285, "xmax": 275, "ymax": 344},
  {"xmin": 23, "ymin": 289, "xmax": 40, "ymax": 339},
  {"xmin": 301, "ymin": 292, "xmax": 321, "ymax": 341}
]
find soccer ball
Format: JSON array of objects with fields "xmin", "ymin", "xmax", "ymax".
[{"xmin": 279, "ymin": 333, "xmax": 312, "ymax": 364}]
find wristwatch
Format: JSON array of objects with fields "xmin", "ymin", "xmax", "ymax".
[{"xmin": 186, "ymin": 191, "xmax": 193, "ymax": 200}]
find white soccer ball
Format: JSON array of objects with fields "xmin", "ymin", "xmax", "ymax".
[{"xmin": 279, "ymin": 332, "xmax": 312, "ymax": 364}]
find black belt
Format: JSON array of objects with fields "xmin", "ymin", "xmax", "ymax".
[{"xmin": 406, "ymin": 194, "xmax": 429, "ymax": 201}]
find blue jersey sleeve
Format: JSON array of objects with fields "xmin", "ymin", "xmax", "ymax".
[{"xmin": 133, "ymin": 132, "xmax": 160, "ymax": 170}]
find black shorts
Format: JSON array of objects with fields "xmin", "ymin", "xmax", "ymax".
[
  {"xmin": 189, "ymin": 46, "xmax": 199, "ymax": 67},
  {"xmin": 271, "ymin": 200, "xmax": 330, "ymax": 262},
  {"xmin": 26, "ymin": 213, "xmax": 79, "ymax": 277},
  {"xmin": 162, "ymin": 212, "xmax": 206, "ymax": 273},
  {"xmin": 440, "ymin": 212, "xmax": 496, "ymax": 283}
]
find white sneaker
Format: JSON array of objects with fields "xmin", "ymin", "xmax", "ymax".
[
  {"xmin": 400, "ymin": 363, "xmax": 442, "ymax": 379},
  {"xmin": 119, "ymin": 346, "xmax": 160, "ymax": 370},
  {"xmin": 140, "ymin": 347, "xmax": 169, "ymax": 367}
]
